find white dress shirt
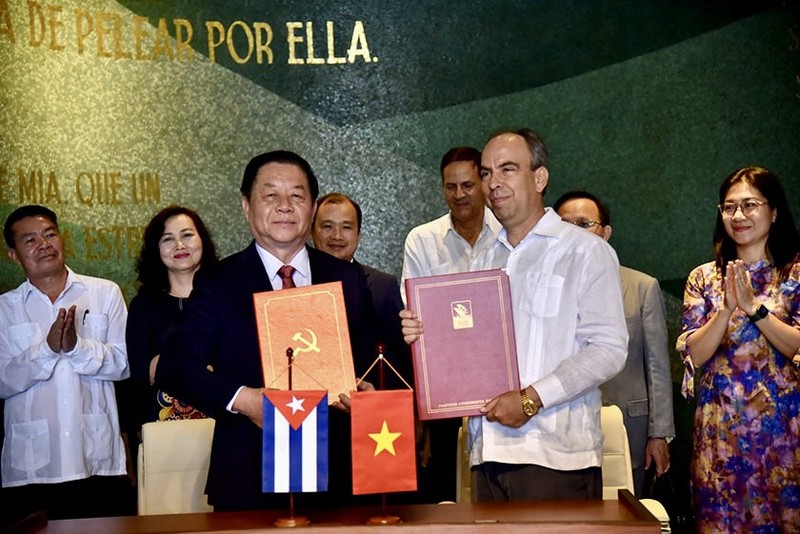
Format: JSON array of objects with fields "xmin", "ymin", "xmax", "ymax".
[
  {"xmin": 0, "ymin": 268, "xmax": 129, "ymax": 487},
  {"xmin": 468, "ymin": 209, "xmax": 628, "ymax": 471},
  {"xmin": 400, "ymin": 207, "xmax": 501, "ymax": 302},
  {"xmin": 255, "ymin": 243, "xmax": 311, "ymax": 289}
]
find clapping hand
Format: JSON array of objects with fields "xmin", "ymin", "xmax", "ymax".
[
  {"xmin": 725, "ymin": 260, "xmax": 757, "ymax": 315},
  {"xmin": 46, "ymin": 305, "xmax": 77, "ymax": 353}
]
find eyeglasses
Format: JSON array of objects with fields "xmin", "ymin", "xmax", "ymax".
[
  {"xmin": 717, "ymin": 198, "xmax": 768, "ymax": 217},
  {"xmin": 564, "ymin": 219, "xmax": 600, "ymax": 229}
]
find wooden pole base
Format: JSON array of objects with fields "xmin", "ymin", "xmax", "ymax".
[
  {"xmin": 275, "ymin": 516, "xmax": 310, "ymax": 528},
  {"xmin": 367, "ymin": 515, "xmax": 401, "ymax": 525}
]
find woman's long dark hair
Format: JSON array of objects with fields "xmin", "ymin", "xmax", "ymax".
[
  {"xmin": 713, "ymin": 166, "xmax": 800, "ymax": 281},
  {"xmin": 135, "ymin": 206, "xmax": 219, "ymax": 295}
]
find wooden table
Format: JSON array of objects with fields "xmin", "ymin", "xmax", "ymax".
[{"xmin": 30, "ymin": 491, "xmax": 659, "ymax": 533}]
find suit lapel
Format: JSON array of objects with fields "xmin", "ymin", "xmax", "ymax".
[
  {"xmin": 242, "ymin": 241, "xmax": 274, "ymax": 294},
  {"xmin": 620, "ymin": 268, "xmax": 630, "ymax": 303},
  {"xmin": 308, "ymin": 246, "xmax": 337, "ymax": 284}
]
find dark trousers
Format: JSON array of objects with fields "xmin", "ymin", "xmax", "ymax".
[
  {"xmin": 1, "ymin": 475, "xmax": 135, "ymax": 520},
  {"xmin": 472, "ymin": 462, "xmax": 602, "ymax": 502},
  {"xmin": 416, "ymin": 418, "xmax": 461, "ymax": 503}
]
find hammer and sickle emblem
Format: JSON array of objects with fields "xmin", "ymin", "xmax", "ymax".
[{"xmin": 292, "ymin": 328, "xmax": 320, "ymax": 355}]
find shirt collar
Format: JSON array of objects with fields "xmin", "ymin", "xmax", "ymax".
[
  {"xmin": 534, "ymin": 208, "xmax": 567, "ymax": 238},
  {"xmin": 445, "ymin": 206, "xmax": 498, "ymax": 240},
  {"xmin": 254, "ymin": 243, "xmax": 311, "ymax": 283},
  {"xmin": 496, "ymin": 208, "xmax": 564, "ymax": 248},
  {"xmin": 21, "ymin": 266, "xmax": 82, "ymax": 303}
]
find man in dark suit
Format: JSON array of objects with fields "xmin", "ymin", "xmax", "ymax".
[
  {"xmin": 157, "ymin": 151, "xmax": 378, "ymax": 511},
  {"xmin": 311, "ymin": 192, "xmax": 411, "ymax": 388}
]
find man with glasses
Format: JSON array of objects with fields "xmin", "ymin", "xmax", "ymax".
[{"xmin": 554, "ymin": 190, "xmax": 674, "ymax": 497}]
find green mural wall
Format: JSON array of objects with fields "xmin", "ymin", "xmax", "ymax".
[{"xmin": 1, "ymin": 0, "xmax": 798, "ymax": 308}]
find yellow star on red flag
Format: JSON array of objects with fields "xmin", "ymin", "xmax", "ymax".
[
  {"xmin": 351, "ymin": 389, "xmax": 417, "ymax": 495},
  {"xmin": 368, "ymin": 420, "xmax": 402, "ymax": 456}
]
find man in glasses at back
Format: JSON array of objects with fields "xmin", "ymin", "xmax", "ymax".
[{"xmin": 554, "ymin": 190, "xmax": 675, "ymax": 497}]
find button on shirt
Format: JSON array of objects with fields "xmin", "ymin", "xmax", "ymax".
[
  {"xmin": 468, "ymin": 209, "xmax": 628, "ymax": 471},
  {"xmin": 0, "ymin": 268, "xmax": 129, "ymax": 486},
  {"xmin": 401, "ymin": 207, "xmax": 502, "ymax": 303}
]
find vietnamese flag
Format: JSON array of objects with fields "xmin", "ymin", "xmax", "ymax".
[{"xmin": 350, "ymin": 389, "xmax": 417, "ymax": 495}]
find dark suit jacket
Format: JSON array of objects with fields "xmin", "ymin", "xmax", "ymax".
[
  {"xmin": 355, "ymin": 261, "xmax": 413, "ymax": 389},
  {"xmin": 157, "ymin": 242, "xmax": 378, "ymax": 510}
]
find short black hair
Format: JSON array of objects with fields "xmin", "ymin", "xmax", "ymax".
[
  {"xmin": 552, "ymin": 191, "xmax": 611, "ymax": 226},
  {"xmin": 240, "ymin": 150, "xmax": 319, "ymax": 202},
  {"xmin": 314, "ymin": 192, "xmax": 362, "ymax": 232},
  {"xmin": 440, "ymin": 147, "xmax": 481, "ymax": 182},
  {"xmin": 4, "ymin": 205, "xmax": 59, "ymax": 248}
]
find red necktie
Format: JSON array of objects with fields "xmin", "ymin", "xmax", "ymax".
[{"xmin": 278, "ymin": 265, "xmax": 296, "ymax": 289}]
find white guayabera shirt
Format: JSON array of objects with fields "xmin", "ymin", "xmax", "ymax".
[
  {"xmin": 401, "ymin": 207, "xmax": 502, "ymax": 303},
  {"xmin": 0, "ymin": 268, "xmax": 129, "ymax": 486},
  {"xmin": 468, "ymin": 209, "xmax": 628, "ymax": 471}
]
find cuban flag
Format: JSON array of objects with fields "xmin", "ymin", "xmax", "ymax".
[{"xmin": 262, "ymin": 390, "xmax": 328, "ymax": 493}]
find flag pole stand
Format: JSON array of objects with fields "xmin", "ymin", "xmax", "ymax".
[
  {"xmin": 276, "ymin": 347, "xmax": 310, "ymax": 528},
  {"xmin": 367, "ymin": 344, "xmax": 402, "ymax": 526}
]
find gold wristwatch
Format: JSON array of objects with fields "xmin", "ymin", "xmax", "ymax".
[{"xmin": 520, "ymin": 387, "xmax": 539, "ymax": 417}]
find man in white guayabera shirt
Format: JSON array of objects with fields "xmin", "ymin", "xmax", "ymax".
[
  {"xmin": 0, "ymin": 205, "xmax": 129, "ymax": 519},
  {"xmin": 402, "ymin": 129, "xmax": 627, "ymax": 502}
]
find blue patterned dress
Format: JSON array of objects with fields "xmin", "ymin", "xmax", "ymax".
[{"xmin": 678, "ymin": 259, "xmax": 800, "ymax": 533}]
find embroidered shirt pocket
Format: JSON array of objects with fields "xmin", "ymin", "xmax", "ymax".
[
  {"xmin": 8, "ymin": 322, "xmax": 42, "ymax": 354},
  {"xmin": 82, "ymin": 314, "xmax": 109, "ymax": 343},
  {"xmin": 10, "ymin": 419, "xmax": 50, "ymax": 472},
  {"xmin": 519, "ymin": 271, "xmax": 564, "ymax": 319},
  {"xmin": 82, "ymin": 413, "xmax": 113, "ymax": 462}
]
